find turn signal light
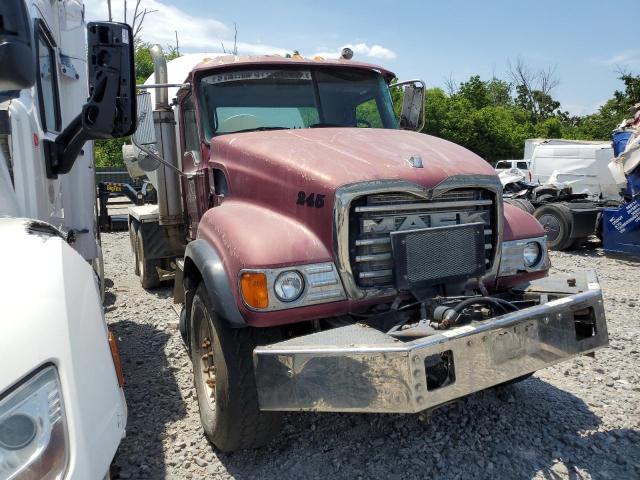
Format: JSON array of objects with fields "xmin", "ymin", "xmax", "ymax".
[
  {"xmin": 108, "ymin": 331, "xmax": 125, "ymax": 387},
  {"xmin": 240, "ymin": 272, "xmax": 269, "ymax": 309}
]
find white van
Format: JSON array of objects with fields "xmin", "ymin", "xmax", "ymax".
[
  {"xmin": 529, "ymin": 142, "xmax": 619, "ymax": 200},
  {"xmin": 495, "ymin": 159, "xmax": 531, "ymax": 179}
]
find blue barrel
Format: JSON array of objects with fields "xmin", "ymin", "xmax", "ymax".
[{"xmin": 612, "ymin": 129, "xmax": 633, "ymax": 157}]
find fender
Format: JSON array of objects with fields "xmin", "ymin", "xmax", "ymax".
[
  {"xmin": 496, "ymin": 203, "xmax": 549, "ymax": 289},
  {"xmin": 503, "ymin": 202, "xmax": 546, "ymax": 240},
  {"xmin": 183, "ymin": 199, "xmax": 341, "ymax": 331},
  {"xmin": 183, "ymin": 239, "xmax": 246, "ymax": 337},
  {"xmin": 0, "ymin": 217, "xmax": 126, "ymax": 478}
]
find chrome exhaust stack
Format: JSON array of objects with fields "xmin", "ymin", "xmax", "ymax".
[
  {"xmin": 149, "ymin": 44, "xmax": 184, "ymax": 253},
  {"xmin": 150, "ymin": 44, "xmax": 169, "ymax": 109}
]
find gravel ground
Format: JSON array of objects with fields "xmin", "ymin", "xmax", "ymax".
[{"xmin": 103, "ymin": 233, "xmax": 640, "ymax": 479}]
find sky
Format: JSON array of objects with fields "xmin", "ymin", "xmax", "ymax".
[{"xmin": 85, "ymin": 0, "xmax": 640, "ymax": 116}]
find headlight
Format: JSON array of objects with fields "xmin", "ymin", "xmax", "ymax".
[
  {"xmin": 523, "ymin": 241, "xmax": 542, "ymax": 267},
  {"xmin": 274, "ymin": 270, "xmax": 305, "ymax": 302},
  {"xmin": 0, "ymin": 366, "xmax": 68, "ymax": 480}
]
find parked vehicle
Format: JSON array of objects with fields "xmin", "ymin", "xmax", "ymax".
[
  {"xmin": 0, "ymin": 1, "xmax": 135, "ymax": 477},
  {"xmin": 502, "ymin": 174, "xmax": 600, "ymax": 250},
  {"xmin": 529, "ymin": 141, "xmax": 619, "ymax": 201},
  {"xmin": 603, "ymin": 115, "xmax": 640, "ymax": 258},
  {"xmin": 97, "ymin": 179, "xmax": 155, "ymax": 232},
  {"xmin": 126, "ymin": 47, "xmax": 609, "ymax": 452},
  {"xmin": 495, "ymin": 159, "xmax": 531, "ymax": 180}
]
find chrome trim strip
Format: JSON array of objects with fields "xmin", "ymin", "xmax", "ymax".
[
  {"xmin": 355, "ymin": 253, "xmax": 393, "ymax": 262},
  {"xmin": 355, "ymin": 237, "xmax": 391, "ymax": 246},
  {"xmin": 354, "ymin": 199, "xmax": 492, "ymax": 213},
  {"xmin": 359, "ymin": 269, "xmax": 393, "ymax": 279},
  {"xmin": 333, "ymin": 176, "xmax": 503, "ymax": 300}
]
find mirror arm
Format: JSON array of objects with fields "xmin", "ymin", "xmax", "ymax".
[
  {"xmin": 389, "ymin": 79, "xmax": 426, "ymax": 90},
  {"xmin": 43, "ymin": 68, "xmax": 122, "ymax": 179},
  {"xmin": 137, "ymin": 83, "xmax": 190, "ymax": 89},
  {"xmin": 43, "ymin": 114, "xmax": 88, "ymax": 179}
]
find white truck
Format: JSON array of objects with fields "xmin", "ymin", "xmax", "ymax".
[{"xmin": 0, "ymin": 2, "xmax": 136, "ymax": 478}]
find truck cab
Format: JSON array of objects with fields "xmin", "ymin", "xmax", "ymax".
[
  {"xmin": 128, "ymin": 49, "xmax": 609, "ymax": 452},
  {"xmin": 1, "ymin": 2, "xmax": 135, "ymax": 476}
]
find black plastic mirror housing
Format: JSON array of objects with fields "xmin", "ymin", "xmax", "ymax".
[
  {"xmin": 0, "ymin": 0, "xmax": 36, "ymax": 96},
  {"xmin": 84, "ymin": 22, "xmax": 137, "ymax": 138}
]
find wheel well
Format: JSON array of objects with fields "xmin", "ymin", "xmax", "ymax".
[{"xmin": 182, "ymin": 256, "xmax": 203, "ymax": 352}]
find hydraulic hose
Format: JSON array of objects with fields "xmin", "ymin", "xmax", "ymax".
[{"xmin": 442, "ymin": 296, "xmax": 519, "ymax": 326}]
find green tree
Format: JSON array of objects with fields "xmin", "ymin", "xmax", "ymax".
[{"xmin": 569, "ymin": 71, "xmax": 640, "ymax": 140}]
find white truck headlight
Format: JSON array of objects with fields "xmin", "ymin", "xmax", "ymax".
[
  {"xmin": 523, "ymin": 241, "xmax": 542, "ymax": 267},
  {"xmin": 274, "ymin": 270, "xmax": 305, "ymax": 302},
  {"xmin": 0, "ymin": 366, "xmax": 68, "ymax": 480}
]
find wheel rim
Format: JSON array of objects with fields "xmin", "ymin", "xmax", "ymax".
[
  {"xmin": 198, "ymin": 315, "xmax": 217, "ymax": 408},
  {"xmin": 538, "ymin": 213, "xmax": 561, "ymax": 243}
]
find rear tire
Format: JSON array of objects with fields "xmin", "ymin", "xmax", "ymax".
[
  {"xmin": 191, "ymin": 284, "xmax": 282, "ymax": 452},
  {"xmin": 534, "ymin": 203, "xmax": 573, "ymax": 250},
  {"xmin": 136, "ymin": 231, "xmax": 161, "ymax": 289},
  {"xmin": 129, "ymin": 220, "xmax": 140, "ymax": 276}
]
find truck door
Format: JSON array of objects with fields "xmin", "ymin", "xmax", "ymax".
[{"xmin": 179, "ymin": 93, "xmax": 209, "ymax": 239}]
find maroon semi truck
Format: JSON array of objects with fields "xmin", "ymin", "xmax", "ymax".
[{"xmin": 126, "ymin": 47, "xmax": 609, "ymax": 452}]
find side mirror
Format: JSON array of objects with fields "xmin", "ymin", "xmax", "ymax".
[
  {"xmin": 131, "ymin": 91, "xmax": 160, "ymax": 172},
  {"xmin": 0, "ymin": 0, "xmax": 36, "ymax": 96},
  {"xmin": 84, "ymin": 22, "xmax": 137, "ymax": 138},
  {"xmin": 391, "ymin": 80, "xmax": 425, "ymax": 132},
  {"xmin": 44, "ymin": 22, "xmax": 137, "ymax": 178},
  {"xmin": 129, "ymin": 91, "xmax": 186, "ymax": 176}
]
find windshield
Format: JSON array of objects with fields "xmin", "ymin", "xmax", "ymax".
[{"xmin": 198, "ymin": 67, "xmax": 398, "ymax": 138}]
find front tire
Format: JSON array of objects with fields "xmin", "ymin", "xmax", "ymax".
[{"xmin": 190, "ymin": 284, "xmax": 282, "ymax": 452}]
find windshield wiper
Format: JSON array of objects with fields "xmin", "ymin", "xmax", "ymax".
[
  {"xmin": 229, "ymin": 126, "xmax": 291, "ymax": 134},
  {"xmin": 309, "ymin": 122, "xmax": 345, "ymax": 128}
]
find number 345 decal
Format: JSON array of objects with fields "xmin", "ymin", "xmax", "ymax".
[{"xmin": 297, "ymin": 191, "xmax": 325, "ymax": 208}]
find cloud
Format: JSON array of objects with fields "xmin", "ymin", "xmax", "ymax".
[
  {"xmin": 315, "ymin": 42, "xmax": 397, "ymax": 60},
  {"xmin": 84, "ymin": 0, "xmax": 288, "ymax": 55},
  {"xmin": 598, "ymin": 50, "xmax": 640, "ymax": 68}
]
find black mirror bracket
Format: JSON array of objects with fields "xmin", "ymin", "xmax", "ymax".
[{"xmin": 43, "ymin": 114, "xmax": 88, "ymax": 178}]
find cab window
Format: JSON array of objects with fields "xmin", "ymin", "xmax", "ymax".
[
  {"xmin": 182, "ymin": 95, "xmax": 200, "ymax": 153},
  {"xmin": 35, "ymin": 21, "xmax": 61, "ymax": 132},
  {"xmin": 517, "ymin": 161, "xmax": 528, "ymax": 169}
]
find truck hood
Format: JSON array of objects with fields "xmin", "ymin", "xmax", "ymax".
[
  {"xmin": 208, "ymin": 128, "xmax": 498, "ymax": 256},
  {"xmin": 211, "ymin": 128, "xmax": 496, "ymax": 193}
]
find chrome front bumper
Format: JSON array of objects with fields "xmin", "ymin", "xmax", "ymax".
[{"xmin": 253, "ymin": 271, "xmax": 608, "ymax": 413}]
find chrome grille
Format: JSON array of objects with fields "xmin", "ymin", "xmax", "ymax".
[{"xmin": 350, "ymin": 189, "xmax": 496, "ymax": 288}]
